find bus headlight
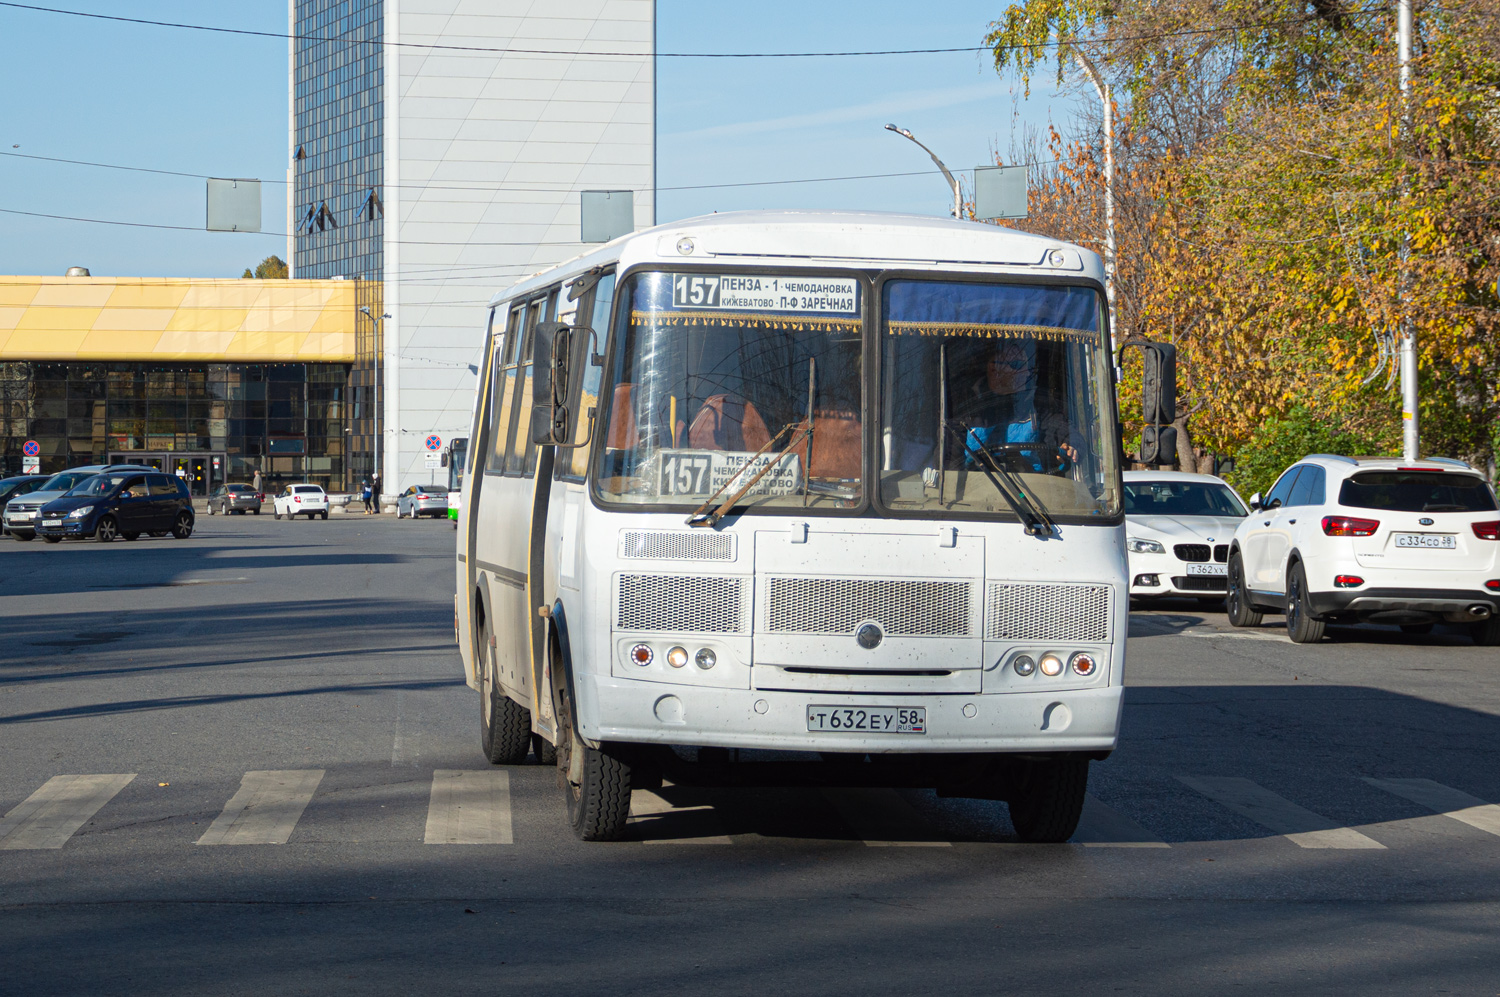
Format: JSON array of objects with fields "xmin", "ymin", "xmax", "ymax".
[
  {"xmin": 666, "ymin": 646, "xmax": 689, "ymax": 668},
  {"xmin": 1069, "ymin": 652, "xmax": 1097, "ymax": 676},
  {"xmin": 629, "ymin": 643, "xmax": 653, "ymax": 667},
  {"xmin": 1012, "ymin": 655, "xmax": 1035, "ymax": 676},
  {"xmin": 1039, "ymin": 653, "xmax": 1064, "ymax": 676},
  {"xmin": 694, "ymin": 647, "xmax": 717, "ymax": 670}
]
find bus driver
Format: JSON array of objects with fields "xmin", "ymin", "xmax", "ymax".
[{"xmin": 951, "ymin": 338, "xmax": 1078, "ymax": 471}]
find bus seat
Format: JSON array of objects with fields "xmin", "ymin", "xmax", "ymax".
[
  {"xmin": 606, "ymin": 383, "xmax": 638, "ymax": 449},
  {"xmin": 804, "ymin": 410, "xmax": 862, "ymax": 480},
  {"xmin": 687, "ymin": 395, "xmax": 771, "ymax": 451}
]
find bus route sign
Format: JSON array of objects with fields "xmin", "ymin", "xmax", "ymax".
[{"xmin": 425, "ymin": 435, "xmax": 442, "ymax": 451}]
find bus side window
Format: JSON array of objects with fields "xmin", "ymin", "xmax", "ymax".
[
  {"xmin": 561, "ymin": 272, "xmax": 615, "ymax": 482},
  {"xmin": 486, "ymin": 303, "xmax": 526, "ymax": 475},
  {"xmin": 506, "ymin": 290, "xmax": 556, "ymax": 476}
]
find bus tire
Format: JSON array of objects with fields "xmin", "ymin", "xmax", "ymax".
[
  {"xmin": 556, "ymin": 683, "xmax": 631, "ymax": 841},
  {"xmin": 1007, "ymin": 757, "xmax": 1089, "ymax": 844},
  {"xmin": 479, "ymin": 617, "xmax": 531, "ymax": 765},
  {"xmin": 532, "ymin": 732, "xmax": 557, "ymax": 766}
]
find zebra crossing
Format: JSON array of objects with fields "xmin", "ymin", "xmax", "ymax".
[{"xmin": 2, "ymin": 768, "xmax": 1500, "ymax": 852}]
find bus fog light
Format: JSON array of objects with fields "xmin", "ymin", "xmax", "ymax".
[
  {"xmin": 666, "ymin": 646, "xmax": 689, "ymax": 668},
  {"xmin": 694, "ymin": 647, "xmax": 717, "ymax": 670},
  {"xmin": 1012, "ymin": 655, "xmax": 1035, "ymax": 676},
  {"xmin": 1039, "ymin": 653, "xmax": 1064, "ymax": 677},
  {"xmin": 630, "ymin": 643, "xmax": 654, "ymax": 666},
  {"xmin": 1070, "ymin": 652, "xmax": 1097, "ymax": 676}
]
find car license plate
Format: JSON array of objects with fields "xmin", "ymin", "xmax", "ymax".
[
  {"xmin": 1393, "ymin": 533, "xmax": 1456, "ymax": 549},
  {"xmin": 12, "ymin": 512, "xmax": 33, "ymax": 520},
  {"xmin": 1186, "ymin": 562, "xmax": 1227, "ymax": 576},
  {"xmin": 807, "ymin": 706, "xmax": 926, "ymax": 734},
  {"xmin": 41, "ymin": 519, "xmax": 62, "ymax": 527}
]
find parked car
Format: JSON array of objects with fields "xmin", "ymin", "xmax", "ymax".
[
  {"xmin": 3, "ymin": 464, "xmax": 153, "ymax": 541},
  {"xmin": 209, "ymin": 483, "xmax": 263, "ymax": 515},
  {"xmin": 273, "ymin": 484, "xmax": 329, "ymax": 520},
  {"xmin": 0, "ymin": 475, "xmax": 51, "ymax": 536},
  {"xmin": 36, "ymin": 469, "xmax": 194, "ymax": 543},
  {"xmin": 397, "ymin": 484, "xmax": 450, "ymax": 519},
  {"xmin": 1124, "ymin": 471, "xmax": 1250, "ymax": 604},
  {"xmin": 1226, "ymin": 455, "xmax": 1500, "ymax": 644}
]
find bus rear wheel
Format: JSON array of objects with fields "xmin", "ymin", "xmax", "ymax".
[
  {"xmin": 555, "ymin": 683, "xmax": 631, "ymax": 841},
  {"xmin": 478, "ymin": 616, "xmax": 531, "ymax": 765},
  {"xmin": 1006, "ymin": 757, "xmax": 1089, "ymax": 843}
]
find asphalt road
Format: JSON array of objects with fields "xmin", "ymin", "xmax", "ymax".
[{"xmin": 3, "ymin": 515, "xmax": 1499, "ymax": 995}]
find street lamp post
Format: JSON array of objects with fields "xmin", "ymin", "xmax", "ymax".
[
  {"xmin": 1065, "ymin": 47, "xmax": 1117, "ymax": 350},
  {"xmin": 1397, "ymin": 0, "xmax": 1419, "ymax": 460},
  {"xmin": 883, "ymin": 124, "xmax": 963, "ymax": 219},
  {"xmin": 358, "ymin": 306, "xmax": 389, "ymax": 491}
]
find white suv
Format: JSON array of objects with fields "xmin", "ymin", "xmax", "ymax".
[
  {"xmin": 1226, "ymin": 455, "xmax": 1500, "ymax": 644},
  {"xmin": 272, "ymin": 484, "xmax": 329, "ymax": 520}
]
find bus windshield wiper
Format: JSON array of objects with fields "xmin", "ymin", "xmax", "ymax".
[
  {"xmin": 686, "ymin": 423, "xmax": 815, "ymax": 528},
  {"xmin": 943, "ymin": 420, "xmax": 1055, "ymax": 536}
]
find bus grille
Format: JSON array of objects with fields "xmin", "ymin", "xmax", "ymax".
[
  {"xmin": 985, "ymin": 583, "xmax": 1111, "ymax": 642},
  {"xmin": 764, "ymin": 578, "xmax": 971, "ymax": 636},
  {"xmin": 619, "ymin": 530, "xmax": 736, "ymax": 561},
  {"xmin": 616, "ymin": 574, "xmax": 744, "ymax": 633}
]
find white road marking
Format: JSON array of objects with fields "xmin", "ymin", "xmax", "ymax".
[
  {"xmin": 1183, "ymin": 629, "xmax": 1287, "ymax": 642},
  {"xmin": 1074, "ymin": 794, "xmax": 1170, "ymax": 848},
  {"xmin": 1177, "ymin": 775, "xmax": 1386, "ymax": 849},
  {"xmin": 196, "ymin": 770, "xmax": 324, "ymax": 846},
  {"xmin": 631, "ymin": 789, "xmax": 733, "ymax": 844},
  {"xmin": 0, "ymin": 774, "xmax": 136, "ymax": 850},
  {"xmin": 391, "ymin": 688, "xmax": 421, "ymax": 768},
  {"xmin": 821, "ymin": 787, "xmax": 951, "ymax": 847},
  {"xmin": 1365, "ymin": 778, "xmax": 1500, "ymax": 838},
  {"xmin": 424, "ymin": 770, "xmax": 513, "ymax": 845}
]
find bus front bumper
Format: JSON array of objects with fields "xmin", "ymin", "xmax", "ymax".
[{"xmin": 579, "ymin": 675, "xmax": 1122, "ymax": 755}]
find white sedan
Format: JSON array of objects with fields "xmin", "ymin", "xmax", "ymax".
[
  {"xmin": 1124, "ymin": 471, "xmax": 1250, "ymax": 604},
  {"xmin": 273, "ymin": 484, "xmax": 329, "ymax": 520}
]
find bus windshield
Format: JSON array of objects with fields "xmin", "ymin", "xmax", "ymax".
[
  {"xmin": 879, "ymin": 279, "xmax": 1120, "ymax": 520},
  {"xmin": 594, "ymin": 271, "xmax": 864, "ymax": 512}
]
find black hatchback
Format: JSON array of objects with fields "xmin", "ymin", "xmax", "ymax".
[{"xmin": 36, "ymin": 470, "xmax": 195, "ymax": 542}]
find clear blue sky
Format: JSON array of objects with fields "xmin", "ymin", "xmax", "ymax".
[{"xmin": 0, "ymin": 1, "xmax": 1070, "ymax": 279}]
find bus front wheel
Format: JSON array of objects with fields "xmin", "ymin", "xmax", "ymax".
[
  {"xmin": 1006, "ymin": 757, "xmax": 1089, "ymax": 844},
  {"xmin": 556, "ymin": 684, "xmax": 631, "ymax": 841}
]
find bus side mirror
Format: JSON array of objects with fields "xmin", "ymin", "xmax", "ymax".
[
  {"xmin": 531, "ymin": 321, "xmax": 594, "ymax": 446},
  {"xmin": 1121, "ymin": 340, "xmax": 1177, "ymax": 466}
]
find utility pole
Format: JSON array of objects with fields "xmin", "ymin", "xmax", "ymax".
[
  {"xmin": 1397, "ymin": 0, "xmax": 1419, "ymax": 460},
  {"xmin": 884, "ymin": 124, "xmax": 963, "ymax": 219},
  {"xmin": 1067, "ymin": 46, "xmax": 1117, "ymax": 351}
]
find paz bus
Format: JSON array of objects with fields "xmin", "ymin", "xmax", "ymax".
[{"xmin": 454, "ymin": 210, "xmax": 1162, "ymax": 842}]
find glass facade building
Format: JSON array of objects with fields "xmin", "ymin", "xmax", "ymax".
[
  {"xmin": 292, "ymin": 0, "xmax": 384, "ymax": 281},
  {"xmin": 0, "ymin": 361, "xmax": 349, "ymax": 493}
]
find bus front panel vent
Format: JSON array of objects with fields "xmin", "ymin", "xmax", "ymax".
[
  {"xmin": 764, "ymin": 577, "xmax": 972, "ymax": 637},
  {"xmin": 985, "ymin": 582, "xmax": 1111, "ymax": 643},
  {"xmin": 619, "ymin": 530, "xmax": 736, "ymax": 562},
  {"xmin": 616, "ymin": 574, "xmax": 744, "ymax": 633}
]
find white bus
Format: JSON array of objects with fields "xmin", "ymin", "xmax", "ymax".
[{"xmin": 455, "ymin": 211, "xmax": 1155, "ymax": 842}]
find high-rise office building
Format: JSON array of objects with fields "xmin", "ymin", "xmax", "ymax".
[{"xmin": 290, "ymin": 0, "xmax": 656, "ymax": 492}]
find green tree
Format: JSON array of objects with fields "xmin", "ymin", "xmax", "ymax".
[{"xmin": 241, "ymin": 255, "xmax": 289, "ymax": 280}]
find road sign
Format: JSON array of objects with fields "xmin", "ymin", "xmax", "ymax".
[
  {"xmin": 425, "ymin": 435, "xmax": 442, "ymax": 451},
  {"xmin": 23, "ymin": 456, "xmax": 39, "ymax": 473},
  {"xmin": 23, "ymin": 440, "xmax": 40, "ymax": 457},
  {"xmin": 425, "ymin": 453, "xmax": 441, "ymax": 469}
]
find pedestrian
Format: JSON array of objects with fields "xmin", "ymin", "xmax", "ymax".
[
  {"xmin": 252, "ymin": 468, "xmax": 262, "ymax": 493},
  {"xmin": 361, "ymin": 479, "xmax": 373, "ymax": 514},
  {"xmin": 370, "ymin": 471, "xmax": 381, "ymax": 513}
]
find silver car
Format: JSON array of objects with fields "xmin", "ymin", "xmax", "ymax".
[
  {"xmin": 4, "ymin": 464, "xmax": 153, "ymax": 541},
  {"xmin": 397, "ymin": 484, "xmax": 449, "ymax": 519}
]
